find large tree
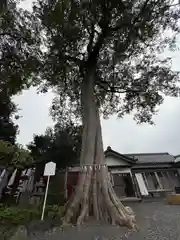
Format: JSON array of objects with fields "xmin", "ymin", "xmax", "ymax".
[
  {"xmin": 0, "ymin": 0, "xmax": 42, "ymax": 197},
  {"xmin": 31, "ymin": 0, "xmax": 180, "ymax": 228},
  {"xmin": 0, "ymin": 0, "xmax": 42, "ymax": 144}
]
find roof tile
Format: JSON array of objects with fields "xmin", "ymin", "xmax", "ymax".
[{"xmin": 125, "ymin": 153, "xmax": 175, "ymax": 164}]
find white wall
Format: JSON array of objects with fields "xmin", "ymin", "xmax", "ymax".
[
  {"xmin": 111, "ymin": 168, "xmax": 131, "ymax": 174},
  {"xmin": 105, "ymin": 156, "xmax": 130, "ymax": 167}
]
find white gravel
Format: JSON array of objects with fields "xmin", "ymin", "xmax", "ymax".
[{"xmin": 27, "ymin": 200, "xmax": 180, "ymax": 240}]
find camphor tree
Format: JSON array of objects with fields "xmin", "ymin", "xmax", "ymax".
[{"xmin": 32, "ymin": 0, "xmax": 180, "ymax": 228}]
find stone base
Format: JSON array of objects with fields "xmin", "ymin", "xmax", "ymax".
[
  {"xmin": 167, "ymin": 193, "xmax": 180, "ymax": 205},
  {"xmin": 120, "ymin": 197, "xmax": 142, "ymax": 202}
]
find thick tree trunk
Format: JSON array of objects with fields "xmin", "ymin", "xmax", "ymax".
[{"xmin": 62, "ymin": 68, "xmax": 137, "ymax": 229}]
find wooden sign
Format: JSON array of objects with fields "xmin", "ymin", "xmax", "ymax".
[{"xmin": 44, "ymin": 161, "xmax": 56, "ymax": 176}]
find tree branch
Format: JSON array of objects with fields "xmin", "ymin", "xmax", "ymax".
[
  {"xmin": 133, "ymin": 0, "xmax": 150, "ymax": 24},
  {"xmin": 0, "ymin": 0, "xmax": 7, "ymax": 12},
  {"xmin": 169, "ymin": 3, "xmax": 180, "ymax": 8},
  {"xmin": 0, "ymin": 32, "xmax": 26, "ymax": 41},
  {"xmin": 86, "ymin": 3, "xmax": 111, "ymax": 66},
  {"xmin": 109, "ymin": 0, "xmax": 151, "ymax": 32},
  {"xmin": 109, "ymin": 21, "xmax": 130, "ymax": 32},
  {"xmin": 59, "ymin": 53, "xmax": 84, "ymax": 65},
  {"xmin": 87, "ymin": 22, "xmax": 95, "ymax": 55},
  {"xmin": 96, "ymin": 80, "xmax": 145, "ymax": 94},
  {"xmin": 108, "ymin": 0, "xmax": 157, "ymax": 64},
  {"xmin": 0, "ymin": 31, "xmax": 83, "ymax": 66}
]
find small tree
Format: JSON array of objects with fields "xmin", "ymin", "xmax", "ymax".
[
  {"xmin": 27, "ymin": 123, "xmax": 81, "ymax": 169},
  {"xmin": 0, "ymin": 140, "xmax": 34, "ymax": 169},
  {"xmin": 31, "ymin": 0, "xmax": 180, "ymax": 228},
  {"xmin": 0, "ymin": 140, "xmax": 34, "ymax": 198}
]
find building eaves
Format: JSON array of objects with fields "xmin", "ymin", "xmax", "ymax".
[{"xmin": 104, "ymin": 147, "xmax": 137, "ymax": 164}]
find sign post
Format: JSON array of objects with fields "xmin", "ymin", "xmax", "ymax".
[{"xmin": 41, "ymin": 161, "xmax": 56, "ymax": 221}]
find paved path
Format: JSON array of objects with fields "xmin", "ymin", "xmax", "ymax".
[{"xmin": 27, "ymin": 200, "xmax": 180, "ymax": 240}]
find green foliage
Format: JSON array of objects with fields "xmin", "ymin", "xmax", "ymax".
[
  {"xmin": 0, "ymin": 140, "xmax": 34, "ymax": 168},
  {"xmin": 11, "ymin": 144, "xmax": 34, "ymax": 168},
  {"xmin": 31, "ymin": 0, "xmax": 180, "ymax": 124},
  {"xmin": 0, "ymin": 204, "xmax": 64, "ymax": 239},
  {"xmin": 27, "ymin": 123, "xmax": 82, "ymax": 168},
  {"xmin": 0, "ymin": 206, "xmax": 40, "ymax": 225},
  {"xmin": 0, "ymin": 1, "xmax": 42, "ymax": 96},
  {"xmin": 46, "ymin": 204, "xmax": 65, "ymax": 218},
  {"xmin": 0, "ymin": 204, "xmax": 64, "ymax": 226},
  {"xmin": 0, "ymin": 93, "xmax": 18, "ymax": 145},
  {"xmin": 0, "ymin": 0, "xmax": 42, "ymax": 155}
]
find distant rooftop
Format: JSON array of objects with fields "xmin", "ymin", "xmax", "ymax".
[
  {"xmin": 105, "ymin": 146, "xmax": 176, "ymax": 164},
  {"xmin": 125, "ymin": 152, "xmax": 175, "ymax": 164},
  {"xmin": 104, "ymin": 147, "xmax": 136, "ymax": 164},
  {"xmin": 174, "ymin": 155, "xmax": 180, "ymax": 163}
]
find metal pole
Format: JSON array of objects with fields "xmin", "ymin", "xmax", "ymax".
[{"xmin": 41, "ymin": 175, "xmax": 50, "ymax": 221}]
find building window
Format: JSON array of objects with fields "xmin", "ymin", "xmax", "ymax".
[
  {"xmin": 168, "ymin": 171, "xmax": 180, "ymax": 188},
  {"xmin": 157, "ymin": 172, "xmax": 171, "ymax": 189},
  {"xmin": 140, "ymin": 171, "xmax": 178, "ymax": 191},
  {"xmin": 150, "ymin": 172, "xmax": 159, "ymax": 189},
  {"xmin": 144, "ymin": 172, "xmax": 161, "ymax": 190},
  {"xmin": 144, "ymin": 173, "xmax": 155, "ymax": 190}
]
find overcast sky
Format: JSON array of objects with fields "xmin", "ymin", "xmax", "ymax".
[{"xmin": 13, "ymin": 0, "xmax": 180, "ymax": 155}]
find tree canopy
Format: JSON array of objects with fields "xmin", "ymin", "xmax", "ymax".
[
  {"xmin": 32, "ymin": 0, "xmax": 180, "ymax": 124},
  {"xmin": 0, "ymin": 0, "xmax": 41, "ymax": 96},
  {"xmin": 0, "ymin": 0, "xmax": 42, "ymax": 166},
  {"xmin": 27, "ymin": 123, "xmax": 82, "ymax": 169},
  {"xmin": 0, "ymin": 140, "xmax": 34, "ymax": 168}
]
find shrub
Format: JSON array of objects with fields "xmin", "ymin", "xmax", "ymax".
[
  {"xmin": 0, "ymin": 204, "xmax": 64, "ymax": 239},
  {"xmin": 0, "ymin": 204, "xmax": 64, "ymax": 226}
]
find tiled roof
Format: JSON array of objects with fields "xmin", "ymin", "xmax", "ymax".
[
  {"xmin": 125, "ymin": 152, "xmax": 175, "ymax": 164},
  {"xmin": 174, "ymin": 155, "xmax": 180, "ymax": 163},
  {"xmin": 104, "ymin": 147, "xmax": 137, "ymax": 164}
]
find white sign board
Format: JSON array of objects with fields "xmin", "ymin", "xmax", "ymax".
[
  {"xmin": 135, "ymin": 173, "xmax": 149, "ymax": 196},
  {"xmin": 44, "ymin": 161, "xmax": 56, "ymax": 176}
]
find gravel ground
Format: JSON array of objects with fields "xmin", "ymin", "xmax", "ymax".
[{"xmin": 27, "ymin": 200, "xmax": 180, "ymax": 240}]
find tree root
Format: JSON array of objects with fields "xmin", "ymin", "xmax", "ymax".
[{"xmin": 62, "ymin": 165, "xmax": 138, "ymax": 230}]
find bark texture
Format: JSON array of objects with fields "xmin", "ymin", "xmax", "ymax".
[{"xmin": 62, "ymin": 68, "xmax": 137, "ymax": 229}]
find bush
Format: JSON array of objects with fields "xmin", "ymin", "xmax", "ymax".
[
  {"xmin": 0, "ymin": 204, "xmax": 64, "ymax": 226},
  {"xmin": 0, "ymin": 204, "xmax": 64, "ymax": 239}
]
